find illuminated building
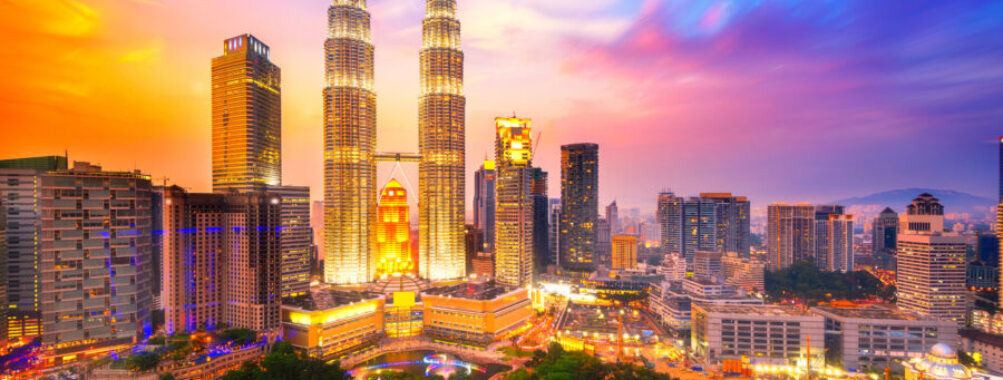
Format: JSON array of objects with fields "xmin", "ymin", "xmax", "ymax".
[
  {"xmin": 0, "ymin": 197, "xmax": 5, "ymax": 343},
  {"xmin": 275, "ymin": 186, "xmax": 311, "ymax": 298},
  {"xmin": 766, "ymin": 203, "xmax": 816, "ymax": 271},
  {"xmin": 611, "ymin": 235, "xmax": 637, "ymax": 270},
  {"xmin": 721, "ymin": 252, "xmax": 765, "ymax": 294},
  {"xmin": 560, "ymin": 143, "xmax": 599, "ymax": 272},
  {"xmin": 824, "ymin": 214, "xmax": 854, "ymax": 272},
  {"xmin": 422, "ymin": 283, "xmax": 532, "ymax": 347},
  {"xmin": 814, "ymin": 205, "xmax": 846, "ymax": 270},
  {"xmin": 0, "ymin": 156, "xmax": 66, "ymax": 341},
  {"xmin": 324, "ymin": 0, "xmax": 377, "ymax": 285},
  {"xmin": 471, "ymin": 252, "xmax": 494, "ymax": 280},
  {"xmin": 692, "ymin": 304, "xmax": 824, "ymax": 367},
  {"xmin": 160, "ymin": 186, "xmax": 282, "ymax": 335},
  {"xmin": 211, "ymin": 34, "xmax": 281, "ymax": 192},
  {"xmin": 812, "ymin": 305, "xmax": 957, "ymax": 372},
  {"xmin": 659, "ymin": 193, "xmax": 739, "ymax": 267},
  {"xmin": 699, "ymin": 193, "xmax": 750, "ymax": 256},
  {"xmin": 531, "ymin": 168, "xmax": 550, "ymax": 272},
  {"xmin": 657, "ymin": 191, "xmax": 682, "ymax": 255},
  {"xmin": 606, "ymin": 200, "xmax": 620, "ymax": 235},
  {"xmin": 40, "ymin": 162, "xmax": 154, "ymax": 363},
  {"xmin": 473, "ymin": 160, "xmax": 496, "ymax": 253},
  {"xmin": 282, "ymin": 289, "xmax": 385, "ymax": 360},
  {"xmin": 960, "ymin": 328, "xmax": 1003, "ymax": 375},
  {"xmin": 375, "ymin": 179, "xmax": 415, "ymax": 279},
  {"xmin": 419, "ymin": 0, "xmax": 467, "ymax": 282},
  {"xmin": 384, "ymin": 291, "xmax": 423, "ymax": 338},
  {"xmin": 548, "ymin": 199, "xmax": 561, "ymax": 268},
  {"xmin": 494, "ymin": 117, "xmax": 533, "ymax": 288},
  {"xmin": 897, "ymin": 235, "xmax": 966, "ymax": 326},
  {"xmin": 595, "ymin": 218, "xmax": 611, "ymax": 267},
  {"xmin": 900, "ymin": 193, "xmax": 945, "ymax": 234},
  {"xmin": 903, "ymin": 344, "xmax": 973, "ymax": 380}
]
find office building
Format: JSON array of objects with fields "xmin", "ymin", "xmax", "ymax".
[
  {"xmin": 211, "ymin": 34, "xmax": 281, "ymax": 192},
  {"xmin": 611, "ymin": 235, "xmax": 638, "ymax": 270},
  {"xmin": 219, "ymin": 192, "xmax": 282, "ymax": 332},
  {"xmin": 422, "ymin": 283, "xmax": 532, "ymax": 347},
  {"xmin": 548, "ymin": 199, "xmax": 561, "ymax": 269},
  {"xmin": 0, "ymin": 197, "xmax": 5, "ymax": 342},
  {"xmin": 282, "ymin": 289, "xmax": 385, "ymax": 360},
  {"xmin": 494, "ymin": 117, "xmax": 533, "ymax": 288},
  {"xmin": 324, "ymin": 0, "xmax": 377, "ymax": 285},
  {"xmin": 812, "ymin": 305, "xmax": 958, "ymax": 372},
  {"xmin": 897, "ymin": 195, "xmax": 965, "ymax": 326},
  {"xmin": 40, "ymin": 162, "xmax": 154, "ymax": 363},
  {"xmin": 473, "ymin": 160, "xmax": 496, "ymax": 253},
  {"xmin": 693, "ymin": 250, "xmax": 723, "ymax": 282},
  {"xmin": 823, "ymin": 213, "xmax": 854, "ymax": 272},
  {"xmin": 418, "ymin": 0, "xmax": 467, "ymax": 282},
  {"xmin": 657, "ymin": 191, "xmax": 683, "ymax": 255},
  {"xmin": 595, "ymin": 218, "xmax": 611, "ymax": 267},
  {"xmin": 0, "ymin": 156, "xmax": 65, "ymax": 341},
  {"xmin": 721, "ymin": 252, "xmax": 765, "ymax": 294},
  {"xmin": 606, "ymin": 200, "xmax": 620, "ymax": 235},
  {"xmin": 766, "ymin": 203, "xmax": 816, "ymax": 271},
  {"xmin": 559, "ymin": 143, "xmax": 599, "ymax": 272},
  {"xmin": 691, "ymin": 304, "xmax": 824, "ymax": 367},
  {"xmin": 275, "ymin": 186, "xmax": 310, "ymax": 298},
  {"xmin": 700, "ymin": 193, "xmax": 750, "ymax": 256},
  {"xmin": 375, "ymin": 179, "xmax": 415, "ymax": 280},
  {"xmin": 873, "ymin": 207, "xmax": 899, "ymax": 254},
  {"xmin": 814, "ymin": 205, "xmax": 843, "ymax": 269},
  {"xmin": 683, "ymin": 198, "xmax": 718, "ymax": 260},
  {"xmin": 530, "ymin": 168, "xmax": 549, "ymax": 272}
]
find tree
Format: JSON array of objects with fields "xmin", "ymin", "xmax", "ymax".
[
  {"xmin": 125, "ymin": 352, "xmax": 161, "ymax": 372},
  {"xmin": 221, "ymin": 341, "xmax": 350, "ymax": 380},
  {"xmin": 220, "ymin": 328, "xmax": 258, "ymax": 346}
]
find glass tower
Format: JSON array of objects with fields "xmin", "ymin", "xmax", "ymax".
[
  {"xmin": 559, "ymin": 143, "xmax": 599, "ymax": 272},
  {"xmin": 419, "ymin": 0, "xmax": 466, "ymax": 281},
  {"xmin": 324, "ymin": 0, "xmax": 377, "ymax": 284},
  {"xmin": 494, "ymin": 117, "xmax": 533, "ymax": 288}
]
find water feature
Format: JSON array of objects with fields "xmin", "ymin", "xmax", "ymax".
[{"xmin": 348, "ymin": 350, "xmax": 510, "ymax": 379}]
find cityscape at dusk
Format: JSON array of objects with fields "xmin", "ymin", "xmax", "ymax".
[{"xmin": 1, "ymin": 0, "xmax": 1002, "ymax": 379}]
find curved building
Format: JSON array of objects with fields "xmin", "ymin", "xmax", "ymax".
[
  {"xmin": 418, "ymin": 0, "xmax": 466, "ymax": 281},
  {"xmin": 324, "ymin": 0, "xmax": 377, "ymax": 284}
]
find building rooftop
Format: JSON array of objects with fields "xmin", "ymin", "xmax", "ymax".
[
  {"xmin": 811, "ymin": 305, "xmax": 932, "ymax": 321},
  {"xmin": 421, "ymin": 281, "xmax": 513, "ymax": 300},
  {"xmin": 282, "ymin": 287, "xmax": 383, "ymax": 311},
  {"xmin": 696, "ymin": 304, "xmax": 813, "ymax": 317},
  {"xmin": 960, "ymin": 328, "xmax": 1003, "ymax": 348}
]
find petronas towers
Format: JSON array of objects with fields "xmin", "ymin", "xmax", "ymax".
[{"xmin": 324, "ymin": 0, "xmax": 466, "ymax": 284}]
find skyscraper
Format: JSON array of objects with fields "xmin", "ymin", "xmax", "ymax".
[
  {"xmin": 872, "ymin": 207, "xmax": 899, "ymax": 254},
  {"xmin": 699, "ymin": 193, "xmax": 751, "ymax": 256},
  {"xmin": 595, "ymin": 218, "xmax": 611, "ymax": 267},
  {"xmin": 324, "ymin": 0, "xmax": 377, "ymax": 284},
  {"xmin": 896, "ymin": 195, "xmax": 965, "ymax": 326},
  {"xmin": 658, "ymin": 193, "xmax": 743, "ymax": 266},
  {"xmin": 530, "ymin": 168, "xmax": 550, "ymax": 272},
  {"xmin": 682, "ymin": 197, "xmax": 718, "ymax": 261},
  {"xmin": 494, "ymin": 117, "xmax": 533, "ymax": 287},
  {"xmin": 548, "ymin": 199, "xmax": 561, "ymax": 268},
  {"xmin": 0, "ymin": 197, "xmax": 6, "ymax": 342},
  {"xmin": 825, "ymin": 214, "xmax": 854, "ymax": 272},
  {"xmin": 375, "ymin": 179, "xmax": 415, "ymax": 279},
  {"xmin": 275, "ymin": 186, "xmax": 311, "ymax": 297},
  {"xmin": 611, "ymin": 235, "xmax": 638, "ymax": 270},
  {"xmin": 657, "ymin": 191, "xmax": 682, "ymax": 255},
  {"xmin": 418, "ymin": 0, "xmax": 466, "ymax": 282},
  {"xmin": 766, "ymin": 203, "xmax": 816, "ymax": 271},
  {"xmin": 211, "ymin": 34, "xmax": 281, "ymax": 192},
  {"xmin": 0, "ymin": 156, "xmax": 65, "ymax": 341},
  {"xmin": 606, "ymin": 200, "xmax": 620, "ymax": 235},
  {"xmin": 560, "ymin": 143, "xmax": 599, "ymax": 272},
  {"xmin": 814, "ymin": 205, "xmax": 844, "ymax": 269},
  {"xmin": 473, "ymin": 160, "xmax": 496, "ymax": 253},
  {"xmin": 41, "ymin": 162, "xmax": 154, "ymax": 360}
]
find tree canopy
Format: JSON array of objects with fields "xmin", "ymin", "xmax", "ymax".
[
  {"xmin": 221, "ymin": 342, "xmax": 350, "ymax": 380},
  {"xmin": 765, "ymin": 260, "xmax": 895, "ymax": 304},
  {"xmin": 508, "ymin": 342, "xmax": 674, "ymax": 380}
]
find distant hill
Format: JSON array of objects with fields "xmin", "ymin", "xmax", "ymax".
[{"xmin": 833, "ymin": 188, "xmax": 995, "ymax": 218}]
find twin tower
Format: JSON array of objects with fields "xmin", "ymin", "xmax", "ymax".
[{"xmin": 323, "ymin": 0, "xmax": 466, "ymax": 284}]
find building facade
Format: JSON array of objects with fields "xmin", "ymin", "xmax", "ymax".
[
  {"xmin": 211, "ymin": 34, "xmax": 281, "ymax": 192},
  {"xmin": 375, "ymin": 179, "xmax": 415, "ymax": 279},
  {"xmin": 691, "ymin": 304, "xmax": 824, "ymax": 367},
  {"xmin": 324, "ymin": 0, "xmax": 377, "ymax": 285},
  {"xmin": 606, "ymin": 201, "xmax": 620, "ymax": 235},
  {"xmin": 494, "ymin": 117, "xmax": 533, "ymax": 288},
  {"xmin": 766, "ymin": 203, "xmax": 816, "ymax": 271},
  {"xmin": 275, "ymin": 186, "xmax": 311, "ymax": 298},
  {"xmin": 700, "ymin": 193, "xmax": 750, "ymax": 256},
  {"xmin": 595, "ymin": 218, "xmax": 611, "ymax": 267},
  {"xmin": 721, "ymin": 252, "xmax": 766, "ymax": 294},
  {"xmin": 657, "ymin": 191, "xmax": 683, "ymax": 255},
  {"xmin": 611, "ymin": 235, "xmax": 638, "ymax": 270},
  {"xmin": 896, "ymin": 233, "xmax": 966, "ymax": 326},
  {"xmin": 873, "ymin": 207, "xmax": 899, "ymax": 254},
  {"xmin": 559, "ymin": 143, "xmax": 599, "ymax": 272},
  {"xmin": 422, "ymin": 284, "xmax": 532, "ymax": 347},
  {"xmin": 530, "ymin": 168, "xmax": 549, "ymax": 273},
  {"xmin": 473, "ymin": 160, "xmax": 496, "ymax": 253}
]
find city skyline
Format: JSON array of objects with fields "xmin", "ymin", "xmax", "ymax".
[{"xmin": 2, "ymin": 1, "xmax": 1001, "ymax": 215}]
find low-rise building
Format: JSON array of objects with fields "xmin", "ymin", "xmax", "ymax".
[
  {"xmin": 421, "ymin": 283, "xmax": 531, "ymax": 347},
  {"xmin": 281, "ymin": 289, "xmax": 385, "ymax": 360},
  {"xmin": 960, "ymin": 329, "xmax": 1003, "ymax": 375},
  {"xmin": 721, "ymin": 252, "xmax": 765, "ymax": 294},
  {"xmin": 812, "ymin": 305, "xmax": 958, "ymax": 372},
  {"xmin": 692, "ymin": 304, "xmax": 824, "ymax": 367}
]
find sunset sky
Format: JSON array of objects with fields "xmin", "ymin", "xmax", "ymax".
[{"xmin": 1, "ymin": 0, "xmax": 1001, "ymax": 216}]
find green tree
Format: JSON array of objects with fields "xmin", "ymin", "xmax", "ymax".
[
  {"xmin": 221, "ymin": 341, "xmax": 350, "ymax": 380},
  {"xmin": 220, "ymin": 328, "xmax": 259, "ymax": 346},
  {"xmin": 125, "ymin": 352, "xmax": 161, "ymax": 372}
]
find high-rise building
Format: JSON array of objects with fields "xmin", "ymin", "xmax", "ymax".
[
  {"xmin": 375, "ymin": 179, "xmax": 415, "ymax": 279},
  {"xmin": 896, "ymin": 195, "xmax": 965, "ymax": 326},
  {"xmin": 657, "ymin": 191, "xmax": 682, "ymax": 255},
  {"xmin": 606, "ymin": 201, "xmax": 620, "ymax": 235},
  {"xmin": 160, "ymin": 186, "xmax": 283, "ymax": 335},
  {"xmin": 211, "ymin": 34, "xmax": 281, "ymax": 192},
  {"xmin": 493, "ymin": 117, "xmax": 533, "ymax": 288},
  {"xmin": 873, "ymin": 207, "xmax": 899, "ymax": 254},
  {"xmin": 324, "ymin": 0, "xmax": 377, "ymax": 285},
  {"xmin": 683, "ymin": 197, "xmax": 718, "ymax": 261},
  {"xmin": 473, "ymin": 160, "xmax": 496, "ymax": 253},
  {"xmin": 275, "ymin": 186, "xmax": 311, "ymax": 297},
  {"xmin": 311, "ymin": 200, "xmax": 324, "ymax": 262},
  {"xmin": 41, "ymin": 162, "xmax": 154, "ymax": 361},
  {"xmin": 699, "ymin": 193, "xmax": 751, "ymax": 256},
  {"xmin": 611, "ymin": 235, "xmax": 637, "ymax": 270},
  {"xmin": 0, "ymin": 197, "xmax": 6, "ymax": 342},
  {"xmin": 560, "ymin": 143, "xmax": 599, "ymax": 272},
  {"xmin": 766, "ymin": 203, "xmax": 816, "ymax": 271},
  {"xmin": 530, "ymin": 168, "xmax": 549, "ymax": 272},
  {"xmin": 721, "ymin": 252, "xmax": 765, "ymax": 294},
  {"xmin": 418, "ymin": 0, "xmax": 466, "ymax": 282},
  {"xmin": 595, "ymin": 218, "xmax": 612, "ymax": 267},
  {"xmin": 814, "ymin": 205, "xmax": 853, "ymax": 272},
  {"xmin": 0, "ymin": 156, "xmax": 65, "ymax": 340},
  {"xmin": 548, "ymin": 199, "xmax": 561, "ymax": 268}
]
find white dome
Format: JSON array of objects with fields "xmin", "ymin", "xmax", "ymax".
[{"xmin": 929, "ymin": 343, "xmax": 956, "ymax": 359}]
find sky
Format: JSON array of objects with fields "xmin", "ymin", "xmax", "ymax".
[{"xmin": 1, "ymin": 0, "xmax": 1001, "ymax": 217}]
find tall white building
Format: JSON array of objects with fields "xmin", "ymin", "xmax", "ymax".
[{"xmin": 896, "ymin": 194, "xmax": 965, "ymax": 326}]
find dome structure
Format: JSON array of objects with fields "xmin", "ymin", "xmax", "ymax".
[{"xmin": 904, "ymin": 343, "xmax": 972, "ymax": 380}]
